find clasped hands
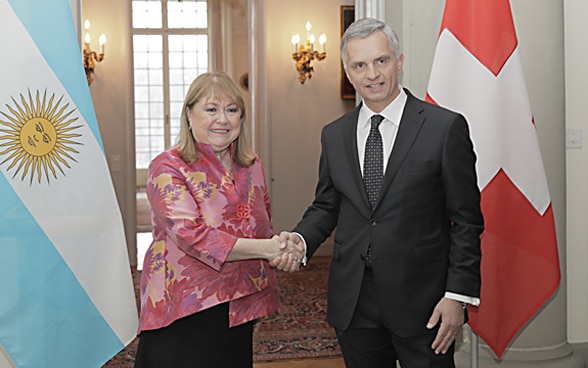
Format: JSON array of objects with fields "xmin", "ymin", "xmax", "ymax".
[{"xmin": 268, "ymin": 231, "xmax": 305, "ymax": 273}]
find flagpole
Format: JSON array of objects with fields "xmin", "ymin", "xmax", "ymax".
[{"xmin": 470, "ymin": 329, "xmax": 479, "ymax": 368}]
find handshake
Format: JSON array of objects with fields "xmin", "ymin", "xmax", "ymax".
[{"xmin": 268, "ymin": 231, "xmax": 305, "ymax": 273}]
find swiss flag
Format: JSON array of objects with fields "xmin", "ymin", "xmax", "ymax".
[{"xmin": 426, "ymin": 0, "xmax": 561, "ymax": 358}]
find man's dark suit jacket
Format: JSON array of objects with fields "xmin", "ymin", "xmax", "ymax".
[{"xmin": 293, "ymin": 88, "xmax": 484, "ymax": 338}]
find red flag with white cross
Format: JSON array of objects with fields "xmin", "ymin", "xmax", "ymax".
[{"xmin": 426, "ymin": 0, "xmax": 561, "ymax": 357}]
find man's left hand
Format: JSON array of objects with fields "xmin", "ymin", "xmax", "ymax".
[{"xmin": 426, "ymin": 297, "xmax": 465, "ymax": 355}]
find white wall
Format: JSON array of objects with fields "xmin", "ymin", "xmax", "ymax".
[{"xmin": 565, "ymin": 0, "xmax": 588, "ymax": 344}]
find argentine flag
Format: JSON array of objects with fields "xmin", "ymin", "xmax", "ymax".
[{"xmin": 0, "ymin": 0, "xmax": 138, "ymax": 367}]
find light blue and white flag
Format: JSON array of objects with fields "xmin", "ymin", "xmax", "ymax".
[{"xmin": 0, "ymin": 0, "xmax": 138, "ymax": 367}]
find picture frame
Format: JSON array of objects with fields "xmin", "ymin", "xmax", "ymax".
[{"xmin": 340, "ymin": 5, "xmax": 356, "ymax": 100}]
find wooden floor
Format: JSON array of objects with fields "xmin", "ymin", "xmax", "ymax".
[{"xmin": 254, "ymin": 357, "xmax": 345, "ymax": 368}]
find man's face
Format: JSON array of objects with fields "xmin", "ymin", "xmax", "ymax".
[{"xmin": 344, "ymin": 30, "xmax": 404, "ymax": 113}]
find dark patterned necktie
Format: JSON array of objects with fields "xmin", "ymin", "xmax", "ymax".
[{"xmin": 363, "ymin": 114, "xmax": 384, "ymax": 209}]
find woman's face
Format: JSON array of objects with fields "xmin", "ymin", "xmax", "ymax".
[{"xmin": 186, "ymin": 95, "xmax": 241, "ymax": 153}]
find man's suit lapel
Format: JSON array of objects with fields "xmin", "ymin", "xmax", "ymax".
[
  {"xmin": 341, "ymin": 104, "xmax": 372, "ymax": 212},
  {"xmin": 376, "ymin": 91, "xmax": 425, "ymax": 208}
]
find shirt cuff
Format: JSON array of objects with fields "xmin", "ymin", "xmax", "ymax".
[
  {"xmin": 445, "ymin": 292, "xmax": 480, "ymax": 307},
  {"xmin": 292, "ymin": 232, "xmax": 308, "ymax": 266}
]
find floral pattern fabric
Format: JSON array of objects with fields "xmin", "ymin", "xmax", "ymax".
[{"xmin": 137, "ymin": 142, "xmax": 279, "ymax": 333}]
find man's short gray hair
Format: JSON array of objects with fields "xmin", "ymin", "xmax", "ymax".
[{"xmin": 340, "ymin": 17, "xmax": 402, "ymax": 70}]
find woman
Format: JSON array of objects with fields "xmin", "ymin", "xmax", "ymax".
[{"xmin": 134, "ymin": 71, "xmax": 301, "ymax": 367}]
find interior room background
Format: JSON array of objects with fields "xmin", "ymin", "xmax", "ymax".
[{"xmin": 65, "ymin": 0, "xmax": 588, "ymax": 365}]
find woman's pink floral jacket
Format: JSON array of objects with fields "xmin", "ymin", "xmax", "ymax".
[{"xmin": 138, "ymin": 142, "xmax": 279, "ymax": 333}]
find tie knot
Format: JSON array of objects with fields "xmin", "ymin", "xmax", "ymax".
[{"xmin": 371, "ymin": 114, "xmax": 384, "ymax": 128}]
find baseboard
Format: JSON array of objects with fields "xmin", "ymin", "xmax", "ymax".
[{"xmin": 571, "ymin": 342, "xmax": 588, "ymax": 365}]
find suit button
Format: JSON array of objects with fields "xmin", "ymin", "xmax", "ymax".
[{"xmin": 370, "ymin": 219, "xmax": 377, "ymax": 227}]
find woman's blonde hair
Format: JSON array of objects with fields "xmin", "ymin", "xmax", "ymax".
[{"xmin": 177, "ymin": 71, "xmax": 255, "ymax": 167}]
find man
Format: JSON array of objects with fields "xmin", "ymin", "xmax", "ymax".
[{"xmin": 276, "ymin": 18, "xmax": 483, "ymax": 367}]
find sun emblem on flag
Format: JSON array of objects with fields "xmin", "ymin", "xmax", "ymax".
[{"xmin": 0, "ymin": 89, "xmax": 82, "ymax": 184}]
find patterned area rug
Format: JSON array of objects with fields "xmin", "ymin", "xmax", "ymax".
[
  {"xmin": 102, "ymin": 256, "xmax": 340, "ymax": 367},
  {"xmin": 253, "ymin": 256, "xmax": 341, "ymax": 361}
]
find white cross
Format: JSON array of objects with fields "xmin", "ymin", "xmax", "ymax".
[{"xmin": 428, "ymin": 29, "xmax": 550, "ymax": 215}]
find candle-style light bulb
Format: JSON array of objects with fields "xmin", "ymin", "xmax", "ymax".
[
  {"xmin": 291, "ymin": 34, "xmax": 300, "ymax": 52},
  {"xmin": 84, "ymin": 19, "xmax": 91, "ymax": 31},
  {"xmin": 319, "ymin": 33, "xmax": 327, "ymax": 52},
  {"xmin": 84, "ymin": 32, "xmax": 91, "ymax": 45},
  {"xmin": 305, "ymin": 21, "xmax": 312, "ymax": 32},
  {"xmin": 98, "ymin": 34, "xmax": 106, "ymax": 53}
]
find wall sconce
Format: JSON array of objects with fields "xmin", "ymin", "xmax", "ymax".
[
  {"xmin": 83, "ymin": 19, "xmax": 106, "ymax": 85},
  {"xmin": 291, "ymin": 21, "xmax": 327, "ymax": 84}
]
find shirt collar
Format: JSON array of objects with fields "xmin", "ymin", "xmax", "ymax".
[{"xmin": 359, "ymin": 87, "xmax": 407, "ymax": 129}]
